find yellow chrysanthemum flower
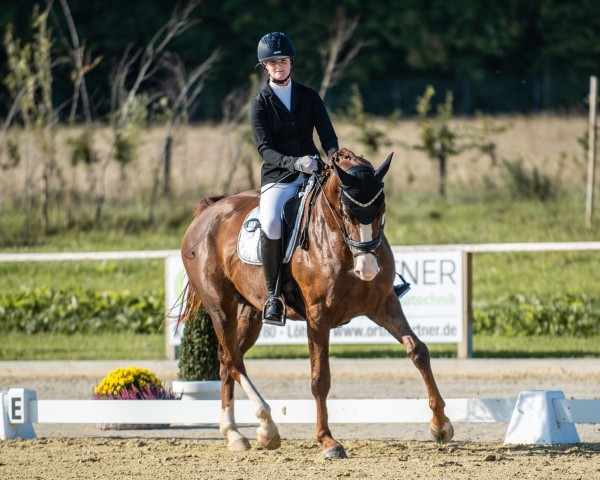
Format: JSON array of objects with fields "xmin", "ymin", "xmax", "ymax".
[{"xmin": 93, "ymin": 365, "xmax": 161, "ymax": 396}]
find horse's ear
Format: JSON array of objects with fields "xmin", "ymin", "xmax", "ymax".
[
  {"xmin": 374, "ymin": 152, "xmax": 393, "ymax": 182},
  {"xmin": 332, "ymin": 161, "xmax": 360, "ymax": 188}
]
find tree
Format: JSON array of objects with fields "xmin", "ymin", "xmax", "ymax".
[
  {"xmin": 93, "ymin": 0, "xmax": 201, "ymax": 226},
  {"xmin": 146, "ymin": 49, "xmax": 220, "ymax": 223},
  {"xmin": 219, "ymin": 74, "xmax": 262, "ymax": 193},
  {"xmin": 3, "ymin": 5, "xmax": 59, "ymax": 237},
  {"xmin": 318, "ymin": 10, "xmax": 362, "ymax": 102},
  {"xmin": 413, "ymin": 85, "xmax": 507, "ymax": 197},
  {"xmin": 345, "ymin": 83, "xmax": 395, "ymax": 154},
  {"xmin": 415, "ymin": 86, "xmax": 458, "ymax": 197}
]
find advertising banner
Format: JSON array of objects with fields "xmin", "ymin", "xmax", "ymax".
[{"xmin": 165, "ymin": 250, "xmax": 464, "ymax": 350}]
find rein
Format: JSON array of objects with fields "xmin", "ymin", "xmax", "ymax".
[{"xmin": 315, "ymin": 168, "xmax": 382, "ymax": 258}]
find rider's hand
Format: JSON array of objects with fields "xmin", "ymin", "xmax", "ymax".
[{"xmin": 294, "ymin": 155, "xmax": 320, "ymax": 174}]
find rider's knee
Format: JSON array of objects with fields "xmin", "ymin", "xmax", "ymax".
[{"xmin": 260, "ymin": 221, "xmax": 282, "ymax": 240}]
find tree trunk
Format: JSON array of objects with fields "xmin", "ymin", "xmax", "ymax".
[
  {"xmin": 162, "ymin": 135, "xmax": 172, "ymax": 196},
  {"xmin": 438, "ymin": 155, "xmax": 447, "ymax": 197},
  {"xmin": 41, "ymin": 158, "xmax": 50, "ymax": 234}
]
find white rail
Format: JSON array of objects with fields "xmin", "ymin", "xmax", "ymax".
[
  {"xmin": 25, "ymin": 398, "xmax": 515, "ymax": 425},
  {"xmin": 1, "ymin": 242, "xmax": 600, "ymax": 263},
  {"xmin": 2, "ymin": 389, "xmax": 599, "ymax": 444},
  {"xmin": 0, "ymin": 250, "xmax": 179, "ymax": 262}
]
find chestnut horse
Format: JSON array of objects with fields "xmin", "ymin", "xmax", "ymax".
[{"xmin": 180, "ymin": 147, "xmax": 454, "ymax": 458}]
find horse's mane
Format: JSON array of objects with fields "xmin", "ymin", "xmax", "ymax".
[
  {"xmin": 193, "ymin": 194, "xmax": 228, "ymax": 218},
  {"xmin": 330, "ymin": 147, "xmax": 370, "ymax": 167}
]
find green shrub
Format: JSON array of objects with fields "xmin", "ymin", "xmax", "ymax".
[
  {"xmin": 0, "ymin": 288, "xmax": 163, "ymax": 334},
  {"xmin": 2, "ymin": 288, "xmax": 598, "ymax": 342},
  {"xmin": 177, "ymin": 304, "xmax": 220, "ymax": 380},
  {"xmin": 474, "ymin": 293, "xmax": 600, "ymax": 337},
  {"xmin": 502, "ymin": 157, "xmax": 559, "ymax": 202}
]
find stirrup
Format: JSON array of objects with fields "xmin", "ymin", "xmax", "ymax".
[
  {"xmin": 394, "ymin": 273, "xmax": 411, "ymax": 300},
  {"xmin": 262, "ymin": 296, "xmax": 287, "ymax": 327}
]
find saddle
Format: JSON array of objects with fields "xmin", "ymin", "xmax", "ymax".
[{"xmin": 237, "ymin": 176, "xmax": 316, "ymax": 265}]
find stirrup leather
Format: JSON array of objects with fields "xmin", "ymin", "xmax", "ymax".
[{"xmin": 262, "ymin": 296, "xmax": 287, "ymax": 327}]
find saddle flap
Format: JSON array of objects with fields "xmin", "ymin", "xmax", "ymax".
[{"xmin": 282, "ymin": 196, "xmax": 301, "ymax": 230}]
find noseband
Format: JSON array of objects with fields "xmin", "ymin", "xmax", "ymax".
[{"xmin": 346, "ymin": 235, "xmax": 382, "ymax": 258}]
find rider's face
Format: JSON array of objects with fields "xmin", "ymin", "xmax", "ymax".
[{"xmin": 263, "ymin": 58, "xmax": 291, "ymax": 83}]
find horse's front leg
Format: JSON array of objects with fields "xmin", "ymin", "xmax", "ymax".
[
  {"xmin": 307, "ymin": 325, "xmax": 348, "ymax": 459},
  {"xmin": 375, "ymin": 294, "xmax": 454, "ymax": 444}
]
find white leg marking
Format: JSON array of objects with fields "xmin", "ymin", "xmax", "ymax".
[
  {"xmin": 239, "ymin": 374, "xmax": 279, "ymax": 444},
  {"xmin": 220, "ymin": 402, "xmax": 246, "ymax": 445}
]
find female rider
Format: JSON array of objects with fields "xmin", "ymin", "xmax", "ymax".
[{"xmin": 250, "ymin": 31, "xmax": 339, "ymax": 324}]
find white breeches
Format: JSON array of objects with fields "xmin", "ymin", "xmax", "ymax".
[{"xmin": 259, "ymin": 174, "xmax": 306, "ymax": 240}]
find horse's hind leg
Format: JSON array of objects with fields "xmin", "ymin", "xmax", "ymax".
[
  {"xmin": 219, "ymin": 347, "xmax": 251, "ymax": 452},
  {"xmin": 236, "ymin": 306, "xmax": 280, "ymax": 450},
  {"xmin": 213, "ymin": 300, "xmax": 280, "ymax": 451},
  {"xmin": 375, "ymin": 295, "xmax": 454, "ymax": 443}
]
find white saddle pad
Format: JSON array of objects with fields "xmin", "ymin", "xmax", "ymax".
[
  {"xmin": 237, "ymin": 176, "xmax": 316, "ymax": 265},
  {"xmin": 237, "ymin": 208, "xmax": 262, "ymax": 265}
]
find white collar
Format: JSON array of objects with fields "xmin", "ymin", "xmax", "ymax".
[{"xmin": 269, "ymin": 79, "xmax": 292, "ymax": 92}]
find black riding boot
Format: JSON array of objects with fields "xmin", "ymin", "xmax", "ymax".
[{"xmin": 260, "ymin": 231, "xmax": 285, "ymax": 325}]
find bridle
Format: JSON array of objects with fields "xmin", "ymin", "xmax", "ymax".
[{"xmin": 316, "ymin": 168, "xmax": 384, "ymax": 258}]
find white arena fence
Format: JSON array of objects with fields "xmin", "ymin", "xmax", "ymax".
[{"xmin": 1, "ymin": 388, "xmax": 600, "ymax": 445}]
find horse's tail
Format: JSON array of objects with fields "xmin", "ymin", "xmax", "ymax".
[
  {"xmin": 176, "ymin": 281, "xmax": 202, "ymax": 329},
  {"xmin": 176, "ymin": 194, "xmax": 229, "ymax": 328},
  {"xmin": 193, "ymin": 194, "xmax": 228, "ymax": 218}
]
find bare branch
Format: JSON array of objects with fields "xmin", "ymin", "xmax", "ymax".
[
  {"xmin": 158, "ymin": 49, "xmax": 220, "ymax": 135},
  {"xmin": 57, "ymin": 0, "xmax": 95, "ymax": 124},
  {"xmin": 319, "ymin": 12, "xmax": 363, "ymax": 102},
  {"xmin": 117, "ymin": 0, "xmax": 200, "ymax": 129}
]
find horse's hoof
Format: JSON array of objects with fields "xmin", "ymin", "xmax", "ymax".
[
  {"xmin": 322, "ymin": 445, "xmax": 348, "ymax": 459},
  {"xmin": 430, "ymin": 418, "xmax": 454, "ymax": 444},
  {"xmin": 257, "ymin": 433, "xmax": 281, "ymax": 450},
  {"xmin": 228, "ymin": 437, "xmax": 252, "ymax": 452}
]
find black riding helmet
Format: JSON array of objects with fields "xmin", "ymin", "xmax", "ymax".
[{"xmin": 257, "ymin": 32, "xmax": 296, "ymax": 63}]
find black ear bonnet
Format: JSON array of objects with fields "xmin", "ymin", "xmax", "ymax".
[{"xmin": 339, "ymin": 166, "xmax": 385, "ymax": 225}]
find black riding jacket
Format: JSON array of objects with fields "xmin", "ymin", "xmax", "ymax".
[{"xmin": 250, "ymin": 81, "xmax": 339, "ymax": 186}]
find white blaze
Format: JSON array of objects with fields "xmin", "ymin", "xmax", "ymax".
[{"xmin": 353, "ymin": 224, "xmax": 380, "ymax": 281}]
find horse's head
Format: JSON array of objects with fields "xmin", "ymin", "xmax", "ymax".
[{"xmin": 328, "ymin": 148, "xmax": 393, "ymax": 281}]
